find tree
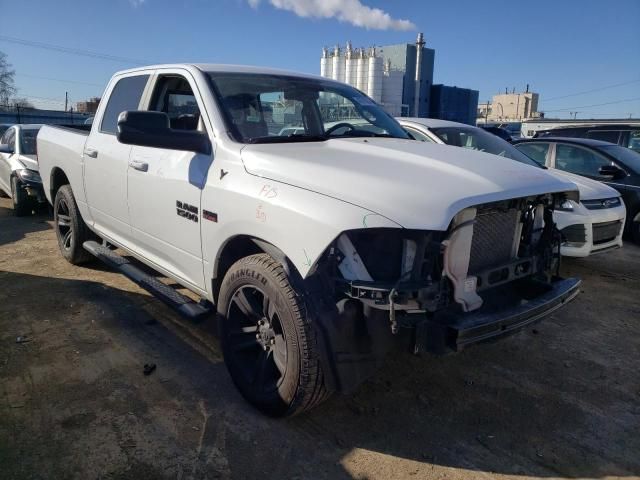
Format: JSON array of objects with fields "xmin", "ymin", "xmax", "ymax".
[
  {"xmin": 0, "ymin": 51, "xmax": 16, "ymax": 105},
  {"xmin": 12, "ymin": 97, "xmax": 34, "ymax": 109}
]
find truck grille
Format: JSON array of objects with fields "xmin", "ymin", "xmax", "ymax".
[
  {"xmin": 469, "ymin": 208, "xmax": 520, "ymax": 274},
  {"xmin": 592, "ymin": 220, "xmax": 622, "ymax": 245}
]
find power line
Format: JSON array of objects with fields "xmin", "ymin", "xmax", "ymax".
[
  {"xmin": 16, "ymin": 72, "xmax": 104, "ymax": 88},
  {"xmin": 0, "ymin": 34, "xmax": 149, "ymax": 65},
  {"xmin": 543, "ymin": 96, "xmax": 640, "ymax": 112},
  {"xmin": 542, "ymin": 79, "xmax": 640, "ymax": 103}
]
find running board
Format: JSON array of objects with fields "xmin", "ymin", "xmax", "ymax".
[{"xmin": 83, "ymin": 240, "xmax": 212, "ymax": 321}]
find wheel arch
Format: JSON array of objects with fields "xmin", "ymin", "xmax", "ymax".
[
  {"xmin": 50, "ymin": 167, "xmax": 70, "ymax": 202},
  {"xmin": 212, "ymin": 235, "xmax": 301, "ymax": 303}
]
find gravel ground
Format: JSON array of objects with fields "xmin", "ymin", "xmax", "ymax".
[{"xmin": 1, "ymin": 197, "xmax": 639, "ymax": 480}]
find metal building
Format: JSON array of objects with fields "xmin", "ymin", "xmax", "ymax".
[
  {"xmin": 319, "ymin": 33, "xmax": 435, "ymax": 117},
  {"xmin": 429, "ymin": 85, "xmax": 479, "ymax": 126}
]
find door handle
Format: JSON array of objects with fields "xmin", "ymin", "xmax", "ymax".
[
  {"xmin": 84, "ymin": 148, "xmax": 98, "ymax": 158},
  {"xmin": 129, "ymin": 159, "xmax": 149, "ymax": 172}
]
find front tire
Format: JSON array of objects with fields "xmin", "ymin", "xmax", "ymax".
[
  {"xmin": 631, "ymin": 218, "xmax": 640, "ymax": 244},
  {"xmin": 54, "ymin": 185, "xmax": 93, "ymax": 265},
  {"xmin": 11, "ymin": 176, "xmax": 31, "ymax": 216},
  {"xmin": 217, "ymin": 254, "xmax": 331, "ymax": 416}
]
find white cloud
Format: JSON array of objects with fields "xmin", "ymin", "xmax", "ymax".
[
  {"xmin": 129, "ymin": 0, "xmax": 145, "ymax": 7},
  {"xmin": 250, "ymin": 0, "xmax": 416, "ymax": 31}
]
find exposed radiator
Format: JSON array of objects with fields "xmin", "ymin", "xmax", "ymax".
[{"xmin": 469, "ymin": 208, "xmax": 520, "ymax": 274}]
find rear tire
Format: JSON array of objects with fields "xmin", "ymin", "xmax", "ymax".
[
  {"xmin": 11, "ymin": 176, "xmax": 32, "ymax": 216},
  {"xmin": 217, "ymin": 253, "xmax": 331, "ymax": 416},
  {"xmin": 54, "ymin": 185, "xmax": 94, "ymax": 265}
]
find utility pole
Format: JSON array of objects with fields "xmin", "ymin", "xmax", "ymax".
[{"xmin": 65, "ymin": 91, "xmax": 68, "ymax": 112}]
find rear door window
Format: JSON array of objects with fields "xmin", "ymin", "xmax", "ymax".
[
  {"xmin": 516, "ymin": 142, "xmax": 550, "ymax": 165},
  {"xmin": 100, "ymin": 75, "xmax": 150, "ymax": 134},
  {"xmin": 627, "ymin": 130, "xmax": 640, "ymax": 153},
  {"xmin": 586, "ymin": 130, "xmax": 621, "ymax": 144}
]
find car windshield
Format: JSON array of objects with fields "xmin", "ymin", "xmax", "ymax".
[
  {"xmin": 597, "ymin": 144, "xmax": 640, "ymax": 174},
  {"xmin": 20, "ymin": 128, "xmax": 40, "ymax": 155},
  {"xmin": 207, "ymin": 72, "xmax": 409, "ymax": 143},
  {"xmin": 430, "ymin": 126, "xmax": 542, "ymax": 167}
]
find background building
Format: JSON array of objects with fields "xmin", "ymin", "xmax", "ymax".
[
  {"xmin": 319, "ymin": 33, "xmax": 477, "ymax": 121},
  {"xmin": 429, "ymin": 85, "xmax": 479, "ymax": 125},
  {"xmin": 478, "ymin": 87, "xmax": 540, "ymax": 123},
  {"xmin": 76, "ymin": 97, "xmax": 101, "ymax": 114}
]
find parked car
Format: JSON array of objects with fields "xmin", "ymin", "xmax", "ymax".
[
  {"xmin": 0, "ymin": 124, "xmax": 45, "ymax": 215},
  {"xmin": 398, "ymin": 118, "xmax": 626, "ymax": 257},
  {"xmin": 514, "ymin": 137, "xmax": 640, "ymax": 243},
  {"xmin": 534, "ymin": 124, "xmax": 640, "ymax": 153},
  {"xmin": 37, "ymin": 64, "xmax": 581, "ymax": 416},
  {"xmin": 481, "ymin": 125, "xmax": 513, "ymax": 142}
]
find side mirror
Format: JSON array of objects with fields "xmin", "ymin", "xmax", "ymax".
[
  {"xmin": 0, "ymin": 144, "xmax": 14, "ymax": 154},
  {"xmin": 598, "ymin": 165, "xmax": 626, "ymax": 179},
  {"xmin": 117, "ymin": 111, "xmax": 211, "ymax": 155}
]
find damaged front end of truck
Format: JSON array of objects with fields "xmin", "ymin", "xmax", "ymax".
[{"xmin": 306, "ymin": 192, "xmax": 582, "ymax": 392}]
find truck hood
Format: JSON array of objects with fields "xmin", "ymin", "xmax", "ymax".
[
  {"xmin": 544, "ymin": 169, "xmax": 619, "ymax": 201},
  {"xmin": 241, "ymin": 138, "xmax": 578, "ymax": 230}
]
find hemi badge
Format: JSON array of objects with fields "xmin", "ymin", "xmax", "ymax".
[{"xmin": 203, "ymin": 210, "xmax": 218, "ymax": 223}]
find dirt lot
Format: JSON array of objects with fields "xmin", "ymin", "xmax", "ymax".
[{"xmin": 1, "ymin": 197, "xmax": 639, "ymax": 480}]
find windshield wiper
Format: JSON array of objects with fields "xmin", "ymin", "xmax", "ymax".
[{"xmin": 247, "ymin": 133, "xmax": 328, "ymax": 144}]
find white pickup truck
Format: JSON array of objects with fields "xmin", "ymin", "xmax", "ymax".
[{"xmin": 38, "ymin": 64, "xmax": 581, "ymax": 416}]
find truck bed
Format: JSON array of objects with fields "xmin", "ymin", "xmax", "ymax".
[{"xmin": 37, "ymin": 124, "xmax": 91, "ymax": 205}]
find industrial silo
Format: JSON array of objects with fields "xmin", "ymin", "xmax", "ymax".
[
  {"xmin": 367, "ymin": 47, "xmax": 383, "ymax": 102},
  {"xmin": 344, "ymin": 41, "xmax": 356, "ymax": 87},
  {"xmin": 332, "ymin": 45, "xmax": 344, "ymax": 82},
  {"xmin": 320, "ymin": 47, "xmax": 333, "ymax": 79},
  {"xmin": 356, "ymin": 48, "xmax": 367, "ymax": 92}
]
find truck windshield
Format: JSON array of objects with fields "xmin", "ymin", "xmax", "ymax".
[
  {"xmin": 207, "ymin": 72, "xmax": 409, "ymax": 144},
  {"xmin": 430, "ymin": 126, "xmax": 543, "ymax": 168}
]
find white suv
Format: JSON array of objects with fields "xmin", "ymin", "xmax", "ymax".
[{"xmin": 398, "ymin": 118, "xmax": 626, "ymax": 257}]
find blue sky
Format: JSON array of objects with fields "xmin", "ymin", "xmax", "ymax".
[{"xmin": 1, "ymin": 0, "xmax": 639, "ymax": 119}]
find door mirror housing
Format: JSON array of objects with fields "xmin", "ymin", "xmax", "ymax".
[
  {"xmin": 0, "ymin": 144, "xmax": 14, "ymax": 154},
  {"xmin": 599, "ymin": 164, "xmax": 626, "ymax": 179},
  {"xmin": 116, "ymin": 111, "xmax": 211, "ymax": 155}
]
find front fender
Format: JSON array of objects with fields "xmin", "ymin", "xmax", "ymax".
[{"xmin": 201, "ymin": 174, "xmax": 401, "ymax": 288}]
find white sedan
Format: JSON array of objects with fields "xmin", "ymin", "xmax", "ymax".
[
  {"xmin": 398, "ymin": 117, "xmax": 626, "ymax": 257},
  {"xmin": 0, "ymin": 124, "xmax": 45, "ymax": 215}
]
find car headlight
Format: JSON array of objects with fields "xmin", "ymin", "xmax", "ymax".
[
  {"xmin": 557, "ymin": 200, "xmax": 575, "ymax": 212},
  {"xmin": 16, "ymin": 169, "xmax": 42, "ymax": 183}
]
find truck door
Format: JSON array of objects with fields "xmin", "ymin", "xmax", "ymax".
[
  {"xmin": 126, "ymin": 71, "xmax": 212, "ymax": 291},
  {"xmin": 83, "ymin": 73, "xmax": 150, "ymax": 246}
]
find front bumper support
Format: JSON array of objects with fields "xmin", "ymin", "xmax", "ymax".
[{"xmin": 417, "ymin": 277, "xmax": 581, "ymax": 354}]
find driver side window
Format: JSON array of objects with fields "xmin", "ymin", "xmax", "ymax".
[
  {"xmin": 148, "ymin": 75, "xmax": 202, "ymax": 131},
  {"xmin": 404, "ymin": 127, "xmax": 434, "ymax": 143},
  {"xmin": 554, "ymin": 144, "xmax": 613, "ymax": 178}
]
